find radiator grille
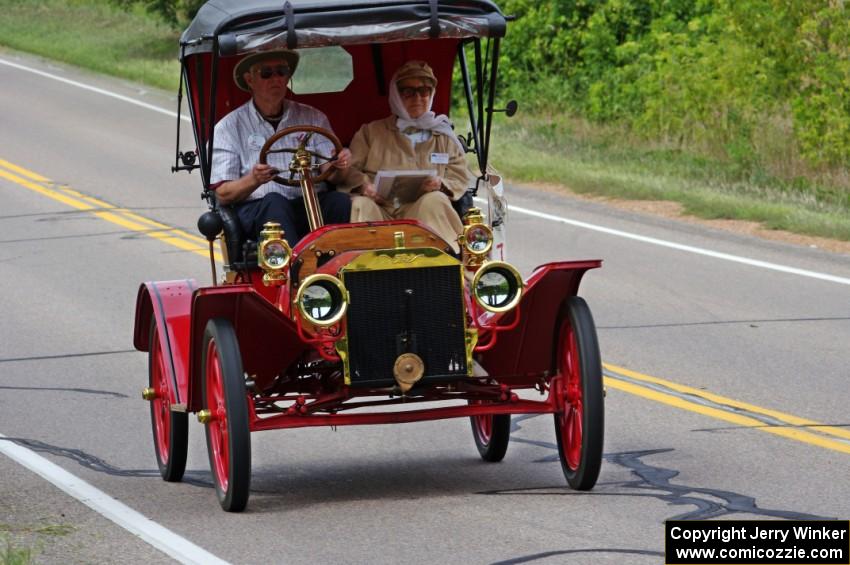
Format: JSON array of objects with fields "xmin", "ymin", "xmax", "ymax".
[{"xmin": 343, "ymin": 265, "xmax": 467, "ymax": 387}]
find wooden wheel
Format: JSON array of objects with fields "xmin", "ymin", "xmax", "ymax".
[
  {"xmin": 554, "ymin": 297, "xmax": 604, "ymax": 490},
  {"xmin": 202, "ymin": 318, "xmax": 251, "ymax": 512},
  {"xmin": 470, "ymin": 402, "xmax": 511, "ymax": 462},
  {"xmin": 148, "ymin": 319, "xmax": 187, "ymax": 482},
  {"xmin": 259, "ymin": 125, "xmax": 342, "ymax": 186}
]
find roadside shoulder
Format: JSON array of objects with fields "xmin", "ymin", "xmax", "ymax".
[{"xmin": 521, "ymin": 180, "xmax": 850, "ymax": 257}]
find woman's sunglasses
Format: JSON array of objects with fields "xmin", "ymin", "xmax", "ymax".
[
  {"xmin": 255, "ymin": 65, "xmax": 291, "ymax": 79},
  {"xmin": 399, "ymin": 86, "xmax": 434, "ymax": 99}
]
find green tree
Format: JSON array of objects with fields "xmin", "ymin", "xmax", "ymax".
[
  {"xmin": 792, "ymin": 3, "xmax": 850, "ymax": 168},
  {"xmin": 498, "ymin": 0, "xmax": 850, "ymax": 171},
  {"xmin": 110, "ymin": 0, "xmax": 203, "ymax": 27}
]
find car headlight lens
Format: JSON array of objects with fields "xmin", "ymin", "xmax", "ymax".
[
  {"xmin": 261, "ymin": 240, "xmax": 290, "ymax": 269},
  {"xmin": 464, "ymin": 224, "xmax": 493, "ymax": 255},
  {"xmin": 295, "ymin": 274, "xmax": 348, "ymax": 326},
  {"xmin": 472, "ymin": 261, "xmax": 523, "ymax": 313}
]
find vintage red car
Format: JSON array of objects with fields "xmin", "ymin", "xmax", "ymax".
[{"xmin": 133, "ymin": 0, "xmax": 604, "ymax": 512}]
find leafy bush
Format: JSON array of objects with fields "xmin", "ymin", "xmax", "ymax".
[{"xmin": 498, "ymin": 0, "xmax": 850, "ymax": 174}]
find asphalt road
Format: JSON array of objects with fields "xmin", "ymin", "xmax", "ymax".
[{"xmin": 1, "ymin": 50, "xmax": 848, "ymax": 565}]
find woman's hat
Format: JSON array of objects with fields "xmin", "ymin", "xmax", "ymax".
[
  {"xmin": 393, "ymin": 60, "xmax": 437, "ymax": 87},
  {"xmin": 233, "ymin": 49, "xmax": 300, "ymax": 91}
]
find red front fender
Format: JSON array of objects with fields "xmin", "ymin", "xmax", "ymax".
[
  {"xmin": 186, "ymin": 286, "xmax": 308, "ymax": 412},
  {"xmin": 476, "ymin": 260, "xmax": 601, "ymax": 379},
  {"xmin": 133, "ymin": 280, "xmax": 197, "ymax": 407}
]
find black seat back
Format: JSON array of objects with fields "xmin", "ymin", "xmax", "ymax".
[
  {"xmin": 210, "ymin": 200, "xmax": 257, "ymax": 270},
  {"xmin": 216, "ymin": 203, "xmax": 244, "ymax": 264},
  {"xmin": 452, "ymin": 190, "xmax": 474, "ymax": 218}
]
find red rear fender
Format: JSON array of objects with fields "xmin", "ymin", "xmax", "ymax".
[
  {"xmin": 133, "ymin": 280, "xmax": 197, "ymax": 406},
  {"xmin": 476, "ymin": 261, "xmax": 601, "ymax": 379}
]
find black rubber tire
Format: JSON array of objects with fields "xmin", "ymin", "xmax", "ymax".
[
  {"xmin": 470, "ymin": 408, "xmax": 511, "ymax": 462},
  {"xmin": 148, "ymin": 318, "xmax": 188, "ymax": 482},
  {"xmin": 554, "ymin": 296, "xmax": 604, "ymax": 490},
  {"xmin": 201, "ymin": 318, "xmax": 251, "ymax": 512}
]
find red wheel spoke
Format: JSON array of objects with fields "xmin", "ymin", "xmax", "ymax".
[
  {"xmin": 199, "ymin": 319, "xmax": 251, "ymax": 510},
  {"xmin": 475, "ymin": 416, "xmax": 493, "ymax": 443},
  {"xmin": 151, "ymin": 337, "xmax": 171, "ymax": 463},
  {"xmin": 206, "ymin": 340, "xmax": 230, "ymax": 492},
  {"xmin": 147, "ymin": 319, "xmax": 188, "ymax": 484},
  {"xmin": 559, "ymin": 320, "xmax": 585, "ymax": 471},
  {"xmin": 471, "ymin": 400, "xmax": 494, "ymax": 445},
  {"xmin": 564, "ymin": 405, "xmax": 582, "ymax": 469},
  {"xmin": 470, "ymin": 399, "xmax": 510, "ymax": 462}
]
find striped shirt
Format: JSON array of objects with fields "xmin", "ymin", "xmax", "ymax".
[{"xmin": 210, "ymin": 99, "xmax": 336, "ymax": 200}]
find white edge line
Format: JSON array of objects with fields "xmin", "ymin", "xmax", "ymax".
[
  {"xmin": 0, "ymin": 434, "xmax": 230, "ymax": 565},
  {"xmin": 2, "ymin": 55, "xmax": 848, "ymax": 288},
  {"xmin": 0, "ymin": 57, "xmax": 225, "ymax": 565},
  {"xmin": 0, "ymin": 57, "xmax": 190, "ymax": 122},
  {"xmin": 475, "ymin": 197, "xmax": 850, "ymax": 286}
]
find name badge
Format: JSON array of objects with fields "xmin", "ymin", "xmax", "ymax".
[
  {"xmin": 248, "ymin": 134, "xmax": 265, "ymax": 150},
  {"xmin": 430, "ymin": 152, "xmax": 449, "ymax": 165}
]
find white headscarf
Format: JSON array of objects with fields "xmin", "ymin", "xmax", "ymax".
[{"xmin": 389, "ymin": 68, "xmax": 463, "ymax": 151}]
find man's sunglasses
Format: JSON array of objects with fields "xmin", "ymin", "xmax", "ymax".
[
  {"xmin": 255, "ymin": 65, "xmax": 291, "ymax": 79},
  {"xmin": 399, "ymin": 85, "xmax": 434, "ymax": 99}
]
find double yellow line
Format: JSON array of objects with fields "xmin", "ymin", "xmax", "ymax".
[
  {"xmin": 605, "ymin": 363, "xmax": 850, "ymax": 455},
  {"xmin": 0, "ymin": 158, "xmax": 219, "ymax": 260},
  {"xmin": 3, "ymin": 156, "xmax": 847, "ymax": 456}
]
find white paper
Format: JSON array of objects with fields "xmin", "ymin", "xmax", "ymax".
[{"xmin": 373, "ymin": 169, "xmax": 437, "ymax": 205}]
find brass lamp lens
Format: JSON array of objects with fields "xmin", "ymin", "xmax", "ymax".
[
  {"xmin": 465, "ymin": 225, "xmax": 493, "ymax": 254},
  {"xmin": 263, "ymin": 241, "xmax": 289, "ymax": 268}
]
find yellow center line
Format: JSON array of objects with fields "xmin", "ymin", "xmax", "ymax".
[
  {"xmin": 117, "ymin": 209, "xmax": 209, "ymax": 245},
  {"xmin": 604, "ymin": 363, "xmax": 850, "ymax": 455},
  {"xmin": 1, "ymin": 168, "xmax": 93, "ymax": 211},
  {"xmin": 0, "ymin": 158, "xmax": 51, "ymax": 182},
  {"xmin": 1, "ymin": 158, "xmax": 220, "ymax": 260}
]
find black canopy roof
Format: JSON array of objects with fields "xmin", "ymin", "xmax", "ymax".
[{"xmin": 180, "ymin": 0, "xmax": 506, "ymax": 56}]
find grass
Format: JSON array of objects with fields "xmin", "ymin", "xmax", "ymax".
[
  {"xmin": 33, "ymin": 524, "xmax": 74, "ymax": 537},
  {"xmin": 0, "ymin": 536, "xmax": 33, "ymax": 565},
  {"xmin": 0, "ymin": 0, "xmax": 180, "ymax": 91},
  {"xmin": 0, "ymin": 522, "xmax": 74, "ymax": 564},
  {"xmin": 487, "ymin": 115, "xmax": 850, "ymax": 241},
  {"xmin": 1, "ymin": 0, "xmax": 848, "ymax": 243}
]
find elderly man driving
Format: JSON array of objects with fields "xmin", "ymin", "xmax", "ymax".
[{"xmin": 210, "ymin": 49, "xmax": 353, "ymax": 246}]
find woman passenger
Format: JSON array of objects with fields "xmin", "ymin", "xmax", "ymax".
[{"xmin": 346, "ymin": 60, "xmax": 469, "ymax": 253}]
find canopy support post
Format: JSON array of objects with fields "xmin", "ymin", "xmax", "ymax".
[
  {"xmin": 202, "ymin": 39, "xmax": 220, "ymax": 191},
  {"xmin": 458, "ymin": 41, "xmax": 481, "ymax": 174},
  {"xmin": 482, "ymin": 37, "xmax": 501, "ymax": 174},
  {"xmin": 173, "ymin": 44, "xmax": 188, "ymax": 174}
]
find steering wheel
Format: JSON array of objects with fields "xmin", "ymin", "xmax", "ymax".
[{"xmin": 259, "ymin": 125, "xmax": 343, "ymax": 187}]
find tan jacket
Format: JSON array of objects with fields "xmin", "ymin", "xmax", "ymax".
[{"xmin": 344, "ymin": 115, "xmax": 470, "ymax": 200}]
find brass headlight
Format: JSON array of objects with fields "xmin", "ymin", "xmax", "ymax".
[
  {"xmin": 295, "ymin": 274, "xmax": 349, "ymax": 327},
  {"xmin": 472, "ymin": 261, "xmax": 523, "ymax": 313},
  {"xmin": 460, "ymin": 207, "xmax": 492, "ymax": 267},
  {"xmin": 258, "ymin": 222, "xmax": 291, "ymax": 285},
  {"xmin": 463, "ymin": 223, "xmax": 494, "ymax": 256}
]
